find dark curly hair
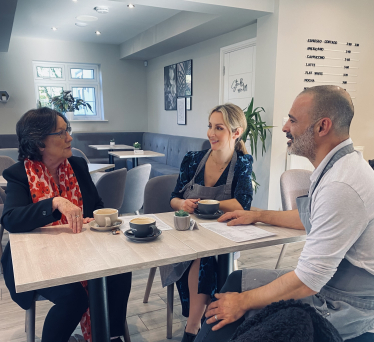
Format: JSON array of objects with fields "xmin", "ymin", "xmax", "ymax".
[{"xmin": 16, "ymin": 107, "xmax": 69, "ymax": 161}]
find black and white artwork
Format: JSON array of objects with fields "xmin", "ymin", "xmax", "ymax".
[
  {"xmin": 164, "ymin": 64, "xmax": 177, "ymax": 110},
  {"xmin": 177, "ymin": 97, "xmax": 186, "ymax": 125},
  {"xmin": 186, "ymin": 97, "xmax": 192, "ymax": 111},
  {"xmin": 177, "ymin": 60, "xmax": 192, "ymax": 97}
]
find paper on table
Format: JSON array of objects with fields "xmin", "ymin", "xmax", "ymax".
[
  {"xmin": 119, "ymin": 214, "xmax": 173, "ymax": 232},
  {"xmin": 199, "ymin": 222, "xmax": 275, "ymax": 243}
]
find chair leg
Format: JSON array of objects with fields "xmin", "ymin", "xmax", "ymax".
[
  {"xmin": 143, "ymin": 267, "xmax": 157, "ymax": 303},
  {"xmin": 123, "ymin": 318, "xmax": 131, "ymax": 342},
  {"xmin": 275, "ymin": 243, "xmax": 288, "ymax": 269},
  {"xmin": 166, "ymin": 283, "xmax": 174, "ymax": 339},
  {"xmin": 25, "ymin": 300, "xmax": 36, "ymax": 342}
]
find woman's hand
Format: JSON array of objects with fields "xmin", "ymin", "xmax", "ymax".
[
  {"xmin": 205, "ymin": 292, "xmax": 247, "ymax": 331},
  {"xmin": 180, "ymin": 198, "xmax": 200, "ymax": 213},
  {"xmin": 52, "ymin": 197, "xmax": 83, "ymax": 234}
]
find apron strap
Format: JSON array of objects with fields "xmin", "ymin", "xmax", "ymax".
[
  {"xmin": 180, "ymin": 150, "xmax": 212, "ymax": 193},
  {"xmin": 222, "ymin": 151, "xmax": 237, "ymax": 198}
]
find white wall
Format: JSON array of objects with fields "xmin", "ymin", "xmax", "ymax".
[
  {"xmin": 145, "ymin": 24, "xmax": 257, "ymax": 138},
  {"xmin": 0, "ymin": 36, "xmax": 148, "ymax": 134},
  {"xmin": 261, "ymin": 0, "xmax": 374, "ymax": 210}
]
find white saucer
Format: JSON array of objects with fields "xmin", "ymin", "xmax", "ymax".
[{"xmin": 89, "ymin": 219, "xmax": 123, "ymax": 231}]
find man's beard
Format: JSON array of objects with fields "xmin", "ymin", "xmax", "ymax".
[{"xmin": 287, "ymin": 125, "xmax": 316, "ymax": 162}]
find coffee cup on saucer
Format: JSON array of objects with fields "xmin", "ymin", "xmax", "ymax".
[
  {"xmin": 129, "ymin": 217, "xmax": 157, "ymax": 238},
  {"xmin": 93, "ymin": 208, "xmax": 118, "ymax": 227},
  {"xmin": 197, "ymin": 200, "xmax": 220, "ymax": 215}
]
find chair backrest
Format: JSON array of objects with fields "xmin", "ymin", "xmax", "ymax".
[
  {"xmin": 119, "ymin": 164, "xmax": 151, "ymax": 215},
  {"xmin": 95, "ymin": 168, "xmax": 127, "ymax": 210},
  {"xmin": 72, "ymin": 147, "xmax": 90, "ymax": 163},
  {"xmin": 280, "ymin": 169, "xmax": 312, "ymax": 211},
  {"xmin": 0, "ymin": 148, "xmax": 18, "ymax": 162},
  {"xmin": 0, "ymin": 187, "xmax": 6, "ymax": 204},
  {"xmin": 143, "ymin": 174, "xmax": 179, "ymax": 214},
  {"xmin": 0, "ymin": 156, "xmax": 15, "ymax": 176}
]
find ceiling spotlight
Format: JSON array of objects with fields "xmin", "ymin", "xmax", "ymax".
[
  {"xmin": 51, "ymin": 27, "xmax": 57, "ymax": 31},
  {"xmin": 72, "ymin": 0, "xmax": 77, "ymax": 2},
  {"xmin": 95, "ymin": 31, "xmax": 101, "ymax": 35},
  {"xmin": 127, "ymin": 4, "xmax": 135, "ymax": 8},
  {"xmin": 94, "ymin": 6, "xmax": 109, "ymax": 14},
  {"xmin": 75, "ymin": 22, "xmax": 88, "ymax": 27}
]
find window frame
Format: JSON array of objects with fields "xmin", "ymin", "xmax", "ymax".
[{"xmin": 32, "ymin": 61, "xmax": 103, "ymax": 121}]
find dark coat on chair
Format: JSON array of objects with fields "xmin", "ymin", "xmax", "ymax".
[
  {"xmin": 231, "ymin": 299, "xmax": 343, "ymax": 342},
  {"xmin": 0, "ymin": 156, "xmax": 104, "ymax": 310}
]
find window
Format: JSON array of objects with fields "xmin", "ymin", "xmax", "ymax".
[{"xmin": 33, "ymin": 61, "xmax": 103, "ymax": 120}]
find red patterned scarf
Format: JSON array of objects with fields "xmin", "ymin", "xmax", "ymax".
[{"xmin": 24, "ymin": 158, "xmax": 92, "ymax": 341}]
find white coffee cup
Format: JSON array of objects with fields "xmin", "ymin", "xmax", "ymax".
[{"xmin": 93, "ymin": 208, "xmax": 118, "ymax": 227}]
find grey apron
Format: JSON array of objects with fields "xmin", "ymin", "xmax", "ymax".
[
  {"xmin": 160, "ymin": 149, "xmax": 237, "ymax": 287},
  {"xmin": 242, "ymin": 143, "xmax": 374, "ymax": 339}
]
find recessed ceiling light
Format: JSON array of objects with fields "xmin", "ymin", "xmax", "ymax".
[
  {"xmin": 95, "ymin": 31, "xmax": 101, "ymax": 35},
  {"xmin": 76, "ymin": 15, "xmax": 98, "ymax": 22},
  {"xmin": 75, "ymin": 22, "xmax": 88, "ymax": 27},
  {"xmin": 51, "ymin": 27, "xmax": 57, "ymax": 31},
  {"xmin": 127, "ymin": 4, "xmax": 135, "ymax": 8},
  {"xmin": 72, "ymin": 0, "xmax": 77, "ymax": 2},
  {"xmin": 94, "ymin": 6, "xmax": 109, "ymax": 14}
]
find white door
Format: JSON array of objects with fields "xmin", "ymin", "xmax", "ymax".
[{"xmin": 220, "ymin": 39, "xmax": 256, "ymax": 111}]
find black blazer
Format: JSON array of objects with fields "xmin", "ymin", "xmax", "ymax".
[{"xmin": 1, "ymin": 156, "xmax": 104, "ymax": 310}]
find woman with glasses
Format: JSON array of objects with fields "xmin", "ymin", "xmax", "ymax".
[{"xmin": 0, "ymin": 107, "xmax": 131, "ymax": 342}]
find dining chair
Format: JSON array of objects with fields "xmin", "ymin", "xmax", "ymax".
[
  {"xmin": 25, "ymin": 295, "xmax": 131, "ymax": 342},
  {"xmin": 0, "ymin": 148, "xmax": 18, "ymax": 162},
  {"xmin": 275, "ymin": 169, "xmax": 312, "ymax": 269},
  {"xmin": 72, "ymin": 147, "xmax": 90, "ymax": 164},
  {"xmin": 0, "ymin": 155, "xmax": 16, "ymax": 175},
  {"xmin": 95, "ymin": 167, "xmax": 127, "ymax": 210},
  {"xmin": 142, "ymin": 174, "xmax": 179, "ymax": 339},
  {"xmin": 119, "ymin": 164, "xmax": 151, "ymax": 215}
]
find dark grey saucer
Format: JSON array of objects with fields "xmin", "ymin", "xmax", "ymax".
[
  {"xmin": 124, "ymin": 227, "xmax": 162, "ymax": 242},
  {"xmin": 194, "ymin": 209, "xmax": 224, "ymax": 220}
]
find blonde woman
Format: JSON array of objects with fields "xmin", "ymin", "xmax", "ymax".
[{"xmin": 165, "ymin": 103, "xmax": 253, "ymax": 342}]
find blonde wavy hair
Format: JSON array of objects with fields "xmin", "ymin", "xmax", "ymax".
[{"xmin": 209, "ymin": 103, "xmax": 248, "ymax": 154}]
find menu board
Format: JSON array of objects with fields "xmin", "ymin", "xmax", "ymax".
[{"xmin": 304, "ymin": 39, "xmax": 360, "ymax": 100}]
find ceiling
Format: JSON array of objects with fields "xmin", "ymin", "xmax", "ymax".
[{"xmin": 2, "ymin": 0, "xmax": 274, "ymax": 58}]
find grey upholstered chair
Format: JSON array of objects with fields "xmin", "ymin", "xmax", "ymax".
[
  {"xmin": 0, "ymin": 155, "xmax": 16, "ymax": 175},
  {"xmin": 0, "ymin": 148, "xmax": 18, "ymax": 162},
  {"xmin": 275, "ymin": 169, "xmax": 312, "ymax": 269},
  {"xmin": 95, "ymin": 167, "xmax": 127, "ymax": 210},
  {"xmin": 142, "ymin": 174, "xmax": 178, "ymax": 339},
  {"xmin": 119, "ymin": 164, "xmax": 151, "ymax": 215},
  {"xmin": 72, "ymin": 147, "xmax": 90, "ymax": 163}
]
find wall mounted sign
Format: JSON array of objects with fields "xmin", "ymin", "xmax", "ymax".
[
  {"xmin": 177, "ymin": 97, "xmax": 187, "ymax": 125},
  {"xmin": 304, "ymin": 39, "xmax": 360, "ymax": 99}
]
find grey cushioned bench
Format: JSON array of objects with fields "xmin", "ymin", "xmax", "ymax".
[{"xmin": 128, "ymin": 132, "xmax": 210, "ymax": 178}]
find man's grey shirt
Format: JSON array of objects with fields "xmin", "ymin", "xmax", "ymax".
[{"xmin": 295, "ymin": 138, "xmax": 374, "ymax": 292}]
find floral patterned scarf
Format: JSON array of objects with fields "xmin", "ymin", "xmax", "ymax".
[{"xmin": 24, "ymin": 158, "xmax": 92, "ymax": 341}]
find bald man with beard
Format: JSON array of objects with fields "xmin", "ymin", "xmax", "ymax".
[{"xmin": 194, "ymin": 86, "xmax": 374, "ymax": 342}]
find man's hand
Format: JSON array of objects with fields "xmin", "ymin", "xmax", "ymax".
[
  {"xmin": 205, "ymin": 292, "xmax": 247, "ymax": 331},
  {"xmin": 83, "ymin": 217, "xmax": 95, "ymax": 224},
  {"xmin": 218, "ymin": 210, "xmax": 259, "ymax": 226},
  {"xmin": 180, "ymin": 198, "xmax": 200, "ymax": 213}
]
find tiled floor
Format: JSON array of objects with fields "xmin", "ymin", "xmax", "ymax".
[{"xmin": 0, "ymin": 230, "xmax": 304, "ymax": 342}]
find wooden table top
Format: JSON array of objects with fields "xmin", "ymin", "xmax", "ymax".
[
  {"xmin": 10, "ymin": 212, "xmax": 306, "ymax": 294},
  {"xmin": 88, "ymin": 144, "xmax": 134, "ymax": 150},
  {"xmin": 88, "ymin": 163, "xmax": 115, "ymax": 173},
  {"xmin": 108, "ymin": 150, "xmax": 165, "ymax": 159}
]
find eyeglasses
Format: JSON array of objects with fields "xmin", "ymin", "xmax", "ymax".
[{"xmin": 47, "ymin": 126, "xmax": 72, "ymax": 139}]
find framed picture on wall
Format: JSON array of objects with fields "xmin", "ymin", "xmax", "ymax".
[
  {"xmin": 177, "ymin": 59, "xmax": 192, "ymax": 97},
  {"xmin": 177, "ymin": 97, "xmax": 186, "ymax": 125},
  {"xmin": 186, "ymin": 97, "xmax": 192, "ymax": 111},
  {"xmin": 164, "ymin": 64, "xmax": 177, "ymax": 110}
]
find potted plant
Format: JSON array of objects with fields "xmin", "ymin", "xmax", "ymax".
[
  {"xmin": 133, "ymin": 142, "xmax": 141, "ymax": 150},
  {"xmin": 110, "ymin": 139, "xmax": 115, "ymax": 146},
  {"xmin": 50, "ymin": 90, "xmax": 92, "ymax": 120},
  {"xmin": 242, "ymin": 98, "xmax": 273, "ymax": 193},
  {"xmin": 174, "ymin": 210, "xmax": 191, "ymax": 231}
]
